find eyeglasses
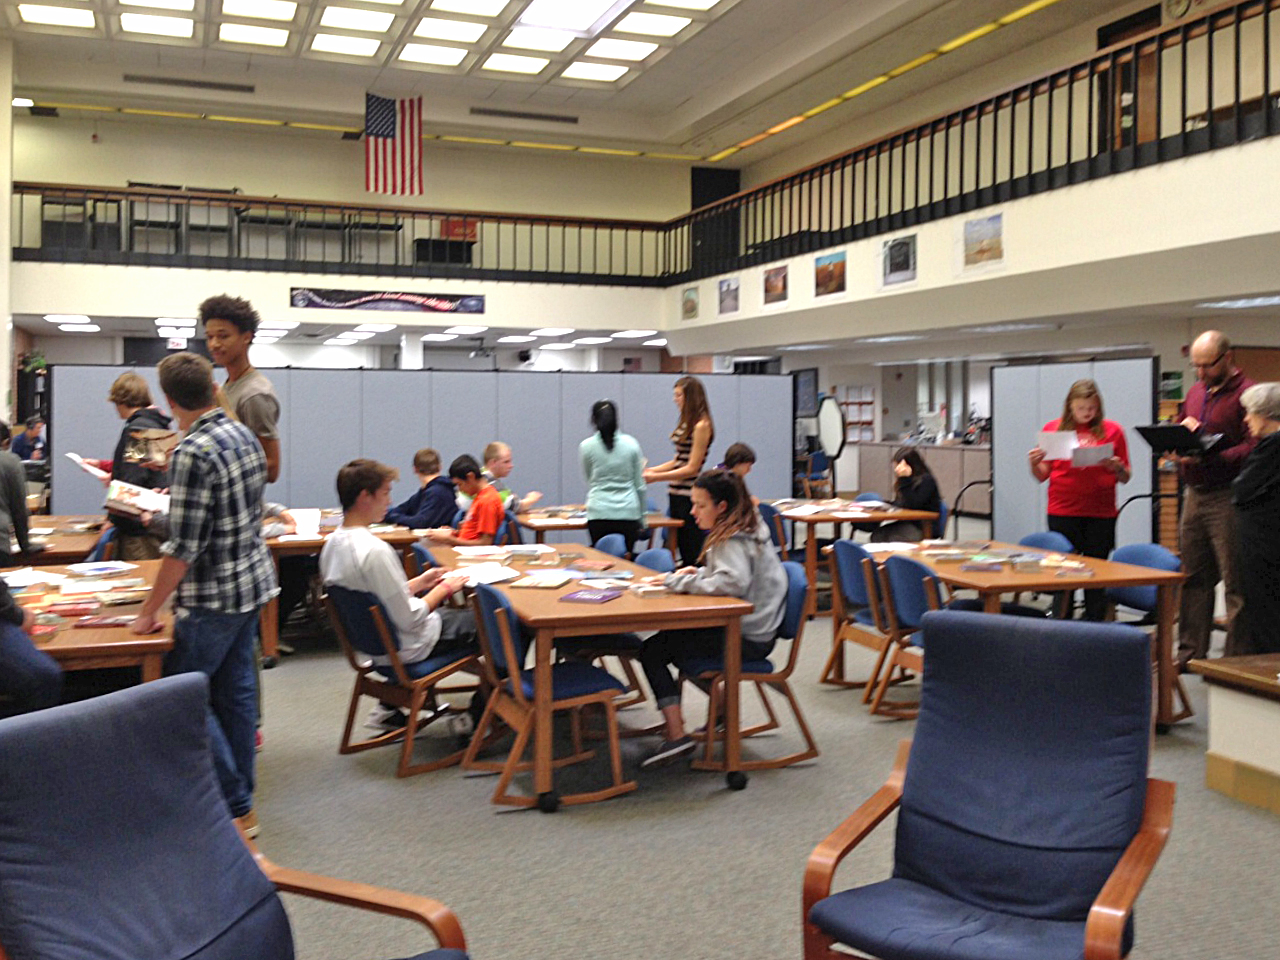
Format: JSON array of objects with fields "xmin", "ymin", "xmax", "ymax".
[{"xmin": 1190, "ymin": 351, "xmax": 1226, "ymax": 370}]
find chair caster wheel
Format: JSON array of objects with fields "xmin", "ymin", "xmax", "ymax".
[
  {"xmin": 726, "ymin": 771, "xmax": 748, "ymax": 791},
  {"xmin": 261, "ymin": 656, "xmax": 279, "ymax": 669},
  {"xmin": 537, "ymin": 791, "xmax": 560, "ymax": 813},
  {"xmin": 1155, "ymin": 723, "xmax": 1171, "ymax": 735}
]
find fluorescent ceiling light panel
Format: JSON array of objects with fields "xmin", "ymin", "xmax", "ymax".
[
  {"xmin": 257, "ymin": 320, "xmax": 298, "ymax": 329},
  {"xmin": 503, "ymin": 26, "xmax": 574, "ymax": 51},
  {"xmin": 120, "ymin": 13, "xmax": 194, "ymax": 37},
  {"xmin": 539, "ymin": 342, "xmax": 575, "ymax": 350},
  {"xmin": 222, "ymin": 0, "xmax": 296, "ymax": 20},
  {"xmin": 400, "ymin": 43, "xmax": 468, "ymax": 64},
  {"xmin": 614, "ymin": 11, "xmax": 689, "ymax": 35},
  {"xmin": 483, "ymin": 52, "xmax": 549, "ymax": 72},
  {"xmin": 354, "ymin": 323, "xmax": 397, "ymax": 332},
  {"xmin": 341, "ymin": 331, "xmax": 376, "ymax": 339},
  {"xmin": 12, "ymin": 98, "xmax": 34, "ymax": 108},
  {"xmin": 646, "ymin": 0, "xmax": 718, "ymax": 10},
  {"xmin": 59, "ymin": 324, "xmax": 102, "ymax": 333},
  {"xmin": 45, "ymin": 314, "xmax": 89, "ymax": 323},
  {"xmin": 519, "ymin": 0, "xmax": 619, "ymax": 33},
  {"xmin": 158, "ymin": 327, "xmax": 193, "ymax": 337},
  {"xmin": 154, "ymin": 317, "xmax": 195, "ymax": 326},
  {"xmin": 529, "ymin": 327, "xmax": 575, "ymax": 336},
  {"xmin": 585, "ymin": 38, "xmax": 656, "ymax": 60},
  {"xmin": 560, "ymin": 62, "xmax": 626, "ymax": 80},
  {"xmin": 325, "ymin": 338, "xmax": 359, "ymax": 346},
  {"xmin": 855, "ymin": 335, "xmax": 926, "ymax": 344},
  {"xmin": 121, "ymin": 0, "xmax": 193, "ymax": 9},
  {"xmin": 311, "ymin": 33, "xmax": 380, "ymax": 55},
  {"xmin": 415, "ymin": 16, "xmax": 486, "ymax": 41},
  {"xmin": 643, "ymin": 338, "xmax": 667, "ymax": 346},
  {"xmin": 610, "ymin": 329, "xmax": 656, "ymax": 338},
  {"xmin": 1198, "ymin": 295, "xmax": 1280, "ymax": 309},
  {"xmin": 253, "ymin": 336, "xmax": 280, "ymax": 343},
  {"xmin": 497, "ymin": 335, "xmax": 537, "ymax": 343},
  {"xmin": 431, "ymin": 0, "xmax": 507, "ymax": 15},
  {"xmin": 18, "ymin": 5, "xmax": 96, "ymax": 27},
  {"xmin": 421, "ymin": 332, "xmax": 459, "ymax": 341},
  {"xmin": 573, "ymin": 336, "xmax": 612, "ymax": 345},
  {"xmin": 444, "ymin": 325, "xmax": 487, "ymax": 334},
  {"xmin": 219, "ymin": 22, "xmax": 289, "ymax": 44},
  {"xmin": 777, "ymin": 344, "xmax": 828, "ymax": 351},
  {"xmin": 319, "ymin": 6, "xmax": 394, "ymax": 31}
]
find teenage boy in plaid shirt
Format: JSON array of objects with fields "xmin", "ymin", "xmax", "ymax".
[{"xmin": 131, "ymin": 352, "xmax": 278, "ymax": 838}]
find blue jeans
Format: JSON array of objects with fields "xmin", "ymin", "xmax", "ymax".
[
  {"xmin": 0, "ymin": 620, "xmax": 62, "ymax": 718},
  {"xmin": 164, "ymin": 607, "xmax": 260, "ymax": 817}
]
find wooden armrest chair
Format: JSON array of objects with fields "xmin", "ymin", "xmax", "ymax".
[
  {"xmin": 803, "ymin": 610, "xmax": 1174, "ymax": 960},
  {"xmin": 820, "ymin": 539, "xmax": 894, "ymax": 696},
  {"xmin": 867, "ymin": 554, "xmax": 943, "ymax": 719},
  {"xmin": 325, "ymin": 586, "xmax": 481, "ymax": 778},
  {"xmin": 0, "ymin": 674, "xmax": 470, "ymax": 960}
]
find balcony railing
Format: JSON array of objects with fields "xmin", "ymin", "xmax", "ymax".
[{"xmin": 14, "ymin": 0, "xmax": 1279, "ymax": 287}]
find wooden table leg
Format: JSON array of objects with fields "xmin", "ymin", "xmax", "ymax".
[
  {"xmin": 804, "ymin": 520, "xmax": 819, "ymax": 621},
  {"xmin": 982, "ymin": 592, "xmax": 1002, "ymax": 614},
  {"xmin": 140, "ymin": 654, "xmax": 163, "ymax": 682},
  {"xmin": 1154, "ymin": 582, "xmax": 1191, "ymax": 729},
  {"xmin": 533, "ymin": 625, "xmax": 557, "ymax": 811},
  {"xmin": 260, "ymin": 553, "xmax": 281, "ymax": 664},
  {"xmin": 722, "ymin": 616, "xmax": 745, "ymax": 790},
  {"xmin": 535, "ymin": 529, "xmax": 546, "ymax": 545}
]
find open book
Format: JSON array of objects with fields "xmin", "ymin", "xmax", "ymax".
[{"xmin": 105, "ymin": 479, "xmax": 170, "ymax": 518}]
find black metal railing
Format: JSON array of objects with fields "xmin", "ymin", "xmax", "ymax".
[{"xmin": 14, "ymin": 0, "xmax": 1279, "ymax": 286}]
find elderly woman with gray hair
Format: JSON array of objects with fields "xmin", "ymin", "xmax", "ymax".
[{"xmin": 1233, "ymin": 382, "xmax": 1280, "ymax": 654}]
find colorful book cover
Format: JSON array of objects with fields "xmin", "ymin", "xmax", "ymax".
[{"xmin": 559, "ymin": 589, "xmax": 622, "ymax": 604}]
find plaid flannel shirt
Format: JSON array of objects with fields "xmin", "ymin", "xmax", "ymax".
[{"xmin": 161, "ymin": 408, "xmax": 279, "ymax": 613}]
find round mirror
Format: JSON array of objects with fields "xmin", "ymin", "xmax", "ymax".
[{"xmin": 815, "ymin": 395, "xmax": 847, "ymax": 460}]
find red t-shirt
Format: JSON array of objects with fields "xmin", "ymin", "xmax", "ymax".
[
  {"xmin": 1042, "ymin": 418, "xmax": 1130, "ymax": 519},
  {"xmin": 459, "ymin": 483, "xmax": 504, "ymax": 541}
]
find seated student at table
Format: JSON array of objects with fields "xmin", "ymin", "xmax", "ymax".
[
  {"xmin": 0, "ymin": 422, "xmax": 39, "ymax": 566},
  {"xmin": 870, "ymin": 447, "xmax": 941, "ymax": 543},
  {"xmin": 384, "ymin": 448, "xmax": 457, "ymax": 530},
  {"xmin": 425, "ymin": 455, "xmax": 504, "ymax": 547},
  {"xmin": 719, "ymin": 442, "xmax": 756, "ymax": 479},
  {"xmin": 0, "ymin": 577, "xmax": 61, "ymax": 717},
  {"xmin": 482, "ymin": 441, "xmax": 542, "ymax": 515},
  {"xmin": 638, "ymin": 470, "xmax": 787, "ymax": 767},
  {"xmin": 11, "ymin": 416, "xmax": 45, "ymax": 461},
  {"xmin": 262, "ymin": 502, "xmax": 315, "ymax": 635},
  {"xmin": 320, "ymin": 459, "xmax": 474, "ymax": 731}
]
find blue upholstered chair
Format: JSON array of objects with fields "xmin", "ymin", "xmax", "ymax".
[
  {"xmin": 798, "ymin": 450, "xmax": 833, "ymax": 498},
  {"xmin": 867, "ymin": 554, "xmax": 942, "ymax": 718},
  {"xmin": 324, "ymin": 585, "xmax": 480, "ymax": 778},
  {"xmin": 1106, "ymin": 543, "xmax": 1180, "ymax": 623},
  {"xmin": 933, "ymin": 499, "xmax": 948, "ymax": 539},
  {"xmin": 804, "ymin": 610, "xmax": 1174, "ymax": 960},
  {"xmin": 501, "ymin": 509, "xmax": 523, "ymax": 545},
  {"xmin": 677, "ymin": 561, "xmax": 818, "ymax": 773},
  {"xmin": 821, "ymin": 540, "xmax": 900, "ymax": 701},
  {"xmin": 411, "ymin": 542, "xmax": 436, "ymax": 575},
  {"xmin": 86, "ymin": 525, "xmax": 117, "ymax": 562},
  {"xmin": 594, "ymin": 532, "xmax": 628, "ymax": 557},
  {"xmin": 843, "ymin": 490, "xmax": 887, "ymax": 537},
  {"xmin": 462, "ymin": 583, "xmax": 635, "ymax": 809},
  {"xmin": 758, "ymin": 501, "xmax": 804, "ymax": 561},
  {"xmin": 0, "ymin": 673, "xmax": 470, "ymax": 960},
  {"xmin": 1021, "ymin": 530, "xmax": 1076, "ymax": 553}
]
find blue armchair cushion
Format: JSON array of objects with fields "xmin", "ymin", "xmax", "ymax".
[
  {"xmin": 555, "ymin": 633, "xmax": 643, "ymax": 655},
  {"xmin": 0, "ymin": 674, "xmax": 293, "ymax": 960},
  {"xmin": 374, "ymin": 646, "xmax": 474, "ymax": 682},
  {"xmin": 809, "ymin": 877, "xmax": 1132, "ymax": 960},
  {"xmin": 511, "ymin": 662, "xmax": 626, "ymax": 700},
  {"xmin": 946, "ymin": 597, "xmax": 1047, "ymax": 618}
]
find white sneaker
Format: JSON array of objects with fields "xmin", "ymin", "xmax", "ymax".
[
  {"xmin": 364, "ymin": 705, "xmax": 406, "ymax": 732},
  {"xmin": 447, "ymin": 713, "xmax": 475, "ymax": 737}
]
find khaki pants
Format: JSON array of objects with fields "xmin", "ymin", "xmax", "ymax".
[
  {"xmin": 116, "ymin": 532, "xmax": 164, "ymax": 562},
  {"xmin": 1177, "ymin": 486, "xmax": 1245, "ymax": 661}
]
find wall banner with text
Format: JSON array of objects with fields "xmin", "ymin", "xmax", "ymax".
[{"xmin": 291, "ymin": 287, "xmax": 485, "ymax": 313}]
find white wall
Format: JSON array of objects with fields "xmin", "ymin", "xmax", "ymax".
[{"xmin": 13, "ymin": 115, "xmax": 692, "ymax": 222}]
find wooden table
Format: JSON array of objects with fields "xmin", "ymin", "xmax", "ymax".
[
  {"xmin": 1188, "ymin": 654, "xmax": 1280, "ymax": 815},
  {"xmin": 518, "ymin": 509, "xmax": 683, "ymax": 556},
  {"xmin": 429, "ymin": 544, "xmax": 754, "ymax": 809},
  {"xmin": 25, "ymin": 515, "xmax": 108, "ymax": 565},
  {"xmin": 896, "ymin": 542, "xmax": 1188, "ymax": 729},
  {"xmin": 261, "ymin": 524, "xmax": 421, "ymax": 665},
  {"xmin": 17, "ymin": 559, "xmax": 173, "ymax": 681},
  {"xmin": 775, "ymin": 500, "xmax": 938, "ymax": 620}
]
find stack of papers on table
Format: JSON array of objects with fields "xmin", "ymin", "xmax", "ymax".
[
  {"xmin": 65, "ymin": 561, "xmax": 138, "ymax": 576},
  {"xmin": 0, "ymin": 567, "xmax": 68, "ymax": 588},
  {"xmin": 862, "ymin": 542, "xmax": 920, "ymax": 554},
  {"xmin": 456, "ymin": 562, "xmax": 520, "ymax": 586},
  {"xmin": 453, "ymin": 545, "xmax": 512, "ymax": 559},
  {"xmin": 781, "ymin": 504, "xmax": 825, "ymax": 517}
]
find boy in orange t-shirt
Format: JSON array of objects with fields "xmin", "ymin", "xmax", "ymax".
[{"xmin": 425, "ymin": 454, "xmax": 504, "ymax": 546}]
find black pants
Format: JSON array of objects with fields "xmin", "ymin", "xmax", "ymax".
[
  {"xmin": 587, "ymin": 519, "xmax": 644, "ymax": 556},
  {"xmin": 640, "ymin": 626, "xmax": 774, "ymax": 710},
  {"xmin": 669, "ymin": 493, "xmax": 706, "ymax": 568},
  {"xmin": 1047, "ymin": 514, "xmax": 1116, "ymax": 621}
]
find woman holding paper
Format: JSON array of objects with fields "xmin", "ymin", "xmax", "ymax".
[{"xmin": 1028, "ymin": 379, "xmax": 1131, "ymax": 620}]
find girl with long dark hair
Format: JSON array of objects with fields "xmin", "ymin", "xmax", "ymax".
[
  {"xmin": 870, "ymin": 447, "xmax": 942, "ymax": 543},
  {"xmin": 579, "ymin": 399, "xmax": 646, "ymax": 553}
]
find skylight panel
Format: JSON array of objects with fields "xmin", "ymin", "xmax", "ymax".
[
  {"xmin": 18, "ymin": 5, "xmax": 96, "ymax": 27},
  {"xmin": 311, "ymin": 33, "xmax": 381, "ymax": 55},
  {"xmin": 400, "ymin": 42, "xmax": 468, "ymax": 64},
  {"xmin": 585, "ymin": 37, "xmax": 656, "ymax": 60},
  {"xmin": 414, "ymin": 16, "xmax": 486, "ymax": 41},
  {"xmin": 561, "ymin": 61, "xmax": 626, "ymax": 80},
  {"xmin": 222, "ymin": 0, "xmax": 296, "ymax": 19},
  {"xmin": 483, "ymin": 53, "xmax": 549, "ymax": 73},
  {"xmin": 219, "ymin": 22, "xmax": 289, "ymax": 44},
  {"xmin": 319, "ymin": 6, "xmax": 394, "ymax": 31},
  {"xmin": 503, "ymin": 26, "xmax": 573, "ymax": 51},
  {"xmin": 120, "ymin": 13, "xmax": 194, "ymax": 36},
  {"xmin": 614, "ymin": 11, "xmax": 688, "ymax": 35}
]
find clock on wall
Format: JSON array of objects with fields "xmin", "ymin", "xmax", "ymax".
[{"xmin": 1164, "ymin": 0, "xmax": 1192, "ymax": 19}]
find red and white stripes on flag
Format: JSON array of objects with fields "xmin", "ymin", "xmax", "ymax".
[{"xmin": 365, "ymin": 93, "xmax": 423, "ymax": 195}]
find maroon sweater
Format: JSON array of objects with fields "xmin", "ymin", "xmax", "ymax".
[{"xmin": 1179, "ymin": 367, "xmax": 1256, "ymax": 491}]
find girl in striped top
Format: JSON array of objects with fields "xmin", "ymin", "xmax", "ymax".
[{"xmin": 644, "ymin": 376, "xmax": 715, "ymax": 566}]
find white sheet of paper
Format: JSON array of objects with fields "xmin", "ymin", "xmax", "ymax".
[
  {"xmin": 65, "ymin": 561, "xmax": 138, "ymax": 575},
  {"xmin": 782, "ymin": 504, "xmax": 824, "ymax": 517},
  {"xmin": 1071, "ymin": 443, "xmax": 1114, "ymax": 468},
  {"xmin": 452, "ymin": 545, "xmax": 510, "ymax": 558},
  {"xmin": 862, "ymin": 542, "xmax": 919, "ymax": 554},
  {"xmin": 1037, "ymin": 431, "xmax": 1078, "ymax": 460},
  {"xmin": 0, "ymin": 567, "xmax": 68, "ymax": 587},
  {"xmin": 277, "ymin": 533, "xmax": 324, "ymax": 542},
  {"xmin": 289, "ymin": 508, "xmax": 322, "ymax": 538},
  {"xmin": 458, "ymin": 562, "xmax": 520, "ymax": 585}
]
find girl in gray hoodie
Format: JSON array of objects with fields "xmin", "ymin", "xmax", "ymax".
[{"xmin": 638, "ymin": 470, "xmax": 787, "ymax": 767}]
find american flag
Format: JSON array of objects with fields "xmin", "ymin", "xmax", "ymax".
[{"xmin": 365, "ymin": 93, "xmax": 423, "ymax": 195}]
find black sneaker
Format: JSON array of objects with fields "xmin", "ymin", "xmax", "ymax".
[{"xmin": 641, "ymin": 736, "xmax": 695, "ymax": 768}]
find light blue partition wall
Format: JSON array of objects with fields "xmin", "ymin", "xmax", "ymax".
[
  {"xmin": 993, "ymin": 358, "xmax": 1155, "ymax": 547},
  {"xmin": 618, "ymin": 374, "xmax": 672, "ymax": 511},
  {"xmin": 562, "ymin": 373, "xmax": 623, "ymax": 506},
  {"xmin": 700, "ymin": 375, "xmax": 741, "ymax": 469},
  {"xmin": 431, "ymin": 371, "xmax": 496, "ymax": 474},
  {"xmin": 496, "ymin": 372, "xmax": 563, "ymax": 507},
  {"xmin": 359, "ymin": 371, "xmax": 433, "ymax": 508},
  {"xmin": 286, "ymin": 369, "xmax": 363, "ymax": 508},
  {"xmin": 735, "ymin": 379, "xmax": 792, "ymax": 501},
  {"xmin": 265, "ymin": 369, "xmax": 293, "ymax": 506}
]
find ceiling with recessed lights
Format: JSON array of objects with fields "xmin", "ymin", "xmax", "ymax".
[{"xmin": 6, "ymin": 0, "xmax": 1123, "ymax": 162}]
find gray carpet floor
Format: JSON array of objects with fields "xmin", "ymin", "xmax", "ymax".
[{"xmin": 255, "ymin": 599, "xmax": 1278, "ymax": 960}]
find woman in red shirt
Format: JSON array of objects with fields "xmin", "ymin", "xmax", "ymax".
[{"xmin": 1028, "ymin": 379, "xmax": 1131, "ymax": 620}]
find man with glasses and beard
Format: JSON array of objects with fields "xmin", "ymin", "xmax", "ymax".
[{"xmin": 1175, "ymin": 331, "xmax": 1256, "ymax": 668}]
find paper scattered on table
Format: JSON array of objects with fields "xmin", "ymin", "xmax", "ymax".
[
  {"xmin": 28, "ymin": 527, "xmax": 55, "ymax": 536},
  {"xmin": 579, "ymin": 578, "xmax": 634, "ymax": 589},
  {"xmin": 1036, "ymin": 431, "xmax": 1078, "ymax": 460},
  {"xmin": 782, "ymin": 504, "xmax": 824, "ymax": 517},
  {"xmin": 456, "ymin": 562, "xmax": 520, "ymax": 585},
  {"xmin": 862, "ymin": 542, "xmax": 920, "ymax": 554},
  {"xmin": 453, "ymin": 545, "xmax": 512, "ymax": 558},
  {"xmin": 65, "ymin": 452, "xmax": 111, "ymax": 481},
  {"xmin": 1071, "ymin": 443, "xmax": 1113, "ymax": 468},
  {"xmin": 505, "ymin": 544, "xmax": 557, "ymax": 555},
  {"xmin": 531, "ymin": 517, "xmax": 575, "ymax": 526},
  {"xmin": 290, "ymin": 508, "xmax": 322, "ymax": 539},
  {"xmin": 829, "ymin": 511, "xmax": 870, "ymax": 520},
  {"xmin": 277, "ymin": 533, "xmax": 324, "ymax": 542},
  {"xmin": 0, "ymin": 567, "xmax": 68, "ymax": 587},
  {"xmin": 65, "ymin": 561, "xmax": 138, "ymax": 576}
]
